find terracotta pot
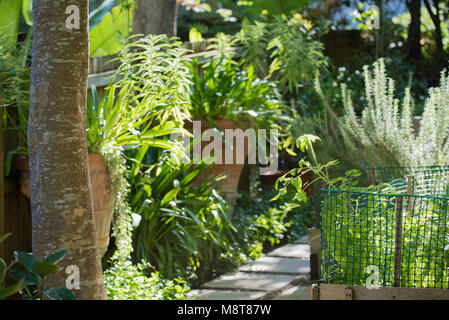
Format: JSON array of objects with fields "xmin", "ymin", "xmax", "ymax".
[
  {"xmin": 87, "ymin": 153, "xmax": 113, "ymax": 258},
  {"xmin": 184, "ymin": 119, "xmax": 253, "ymax": 199},
  {"xmin": 13, "ymin": 154, "xmax": 113, "ymax": 258}
]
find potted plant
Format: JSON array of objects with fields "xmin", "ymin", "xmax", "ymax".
[
  {"xmin": 187, "ymin": 57, "xmax": 286, "ymax": 203},
  {"xmin": 8, "ymin": 34, "xmax": 191, "ymax": 258}
]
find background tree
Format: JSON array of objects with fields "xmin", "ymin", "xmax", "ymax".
[
  {"xmin": 405, "ymin": 0, "xmax": 423, "ymax": 59},
  {"xmin": 132, "ymin": 0, "xmax": 179, "ymax": 36},
  {"xmin": 422, "ymin": 0, "xmax": 446, "ymax": 63},
  {"xmin": 29, "ymin": 0, "xmax": 106, "ymax": 299}
]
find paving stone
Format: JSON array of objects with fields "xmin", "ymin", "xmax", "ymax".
[
  {"xmin": 239, "ymin": 256, "xmax": 309, "ymax": 274},
  {"xmin": 273, "ymin": 286, "xmax": 311, "ymax": 300},
  {"xmin": 267, "ymin": 244, "xmax": 310, "ymax": 259},
  {"xmin": 187, "ymin": 289, "xmax": 266, "ymax": 300},
  {"xmin": 201, "ymin": 272, "xmax": 299, "ymax": 292},
  {"xmin": 293, "ymin": 234, "xmax": 309, "ymax": 244}
]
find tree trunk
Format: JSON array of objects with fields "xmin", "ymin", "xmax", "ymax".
[
  {"xmin": 29, "ymin": 0, "xmax": 106, "ymax": 299},
  {"xmin": 132, "ymin": 0, "xmax": 178, "ymax": 36},
  {"xmin": 423, "ymin": 0, "xmax": 444, "ymax": 59},
  {"xmin": 405, "ymin": 0, "xmax": 422, "ymax": 60}
]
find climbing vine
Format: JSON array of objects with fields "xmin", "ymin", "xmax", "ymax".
[{"xmin": 101, "ymin": 142, "xmax": 134, "ymax": 263}]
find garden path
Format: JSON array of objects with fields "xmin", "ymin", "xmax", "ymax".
[{"xmin": 187, "ymin": 234, "xmax": 313, "ymax": 300}]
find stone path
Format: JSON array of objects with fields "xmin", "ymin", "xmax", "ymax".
[{"xmin": 187, "ymin": 234, "xmax": 312, "ymax": 300}]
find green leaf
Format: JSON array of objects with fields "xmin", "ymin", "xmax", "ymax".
[
  {"xmin": 44, "ymin": 250, "xmax": 67, "ymax": 264},
  {"xmin": 88, "ymin": 0, "xmax": 116, "ymax": 31},
  {"xmin": 0, "ymin": 0, "xmax": 22, "ymax": 49},
  {"xmin": 5, "ymin": 151, "xmax": 13, "ymax": 176},
  {"xmin": 299, "ymin": 191, "xmax": 308, "ymax": 203},
  {"xmin": 14, "ymin": 251, "xmax": 36, "ymax": 273},
  {"xmin": 22, "ymin": 0, "xmax": 32, "ymax": 26},
  {"xmin": 0, "ymin": 278, "xmax": 24, "ymax": 300},
  {"xmin": 189, "ymin": 27, "xmax": 204, "ymax": 43},
  {"xmin": 161, "ymin": 187, "xmax": 180, "ymax": 206},
  {"xmin": 44, "ymin": 287, "xmax": 77, "ymax": 300},
  {"xmin": 34, "ymin": 262, "xmax": 62, "ymax": 279},
  {"xmin": 0, "ymin": 233, "xmax": 11, "ymax": 244},
  {"xmin": 9, "ymin": 268, "xmax": 39, "ymax": 285},
  {"xmin": 89, "ymin": 5, "xmax": 132, "ymax": 57},
  {"xmin": 0, "ymin": 257, "xmax": 5, "ymax": 274}
]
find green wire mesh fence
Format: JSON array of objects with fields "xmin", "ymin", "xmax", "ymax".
[
  {"xmin": 358, "ymin": 166, "xmax": 449, "ymax": 194},
  {"xmin": 320, "ymin": 166, "xmax": 449, "ymax": 289}
]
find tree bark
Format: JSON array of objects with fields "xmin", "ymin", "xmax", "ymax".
[
  {"xmin": 405, "ymin": 0, "xmax": 423, "ymax": 59},
  {"xmin": 423, "ymin": 0, "xmax": 444, "ymax": 57},
  {"xmin": 132, "ymin": 0, "xmax": 178, "ymax": 36},
  {"xmin": 29, "ymin": 0, "xmax": 106, "ymax": 299}
]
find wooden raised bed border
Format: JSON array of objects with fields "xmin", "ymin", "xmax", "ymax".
[{"xmin": 312, "ymin": 283, "xmax": 449, "ymax": 300}]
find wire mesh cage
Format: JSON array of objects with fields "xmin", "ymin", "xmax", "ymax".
[
  {"xmin": 320, "ymin": 166, "xmax": 449, "ymax": 289},
  {"xmin": 357, "ymin": 166, "xmax": 449, "ymax": 191}
]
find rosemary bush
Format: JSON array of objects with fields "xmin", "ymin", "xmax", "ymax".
[
  {"xmin": 306, "ymin": 59, "xmax": 449, "ymax": 171},
  {"xmin": 339, "ymin": 59, "xmax": 449, "ymax": 167}
]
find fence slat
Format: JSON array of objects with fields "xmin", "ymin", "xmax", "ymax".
[{"xmin": 394, "ymin": 196, "xmax": 403, "ymax": 287}]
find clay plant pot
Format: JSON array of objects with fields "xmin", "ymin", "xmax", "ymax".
[
  {"xmin": 184, "ymin": 119, "xmax": 254, "ymax": 203},
  {"xmin": 87, "ymin": 153, "xmax": 113, "ymax": 258},
  {"xmin": 13, "ymin": 154, "xmax": 113, "ymax": 258}
]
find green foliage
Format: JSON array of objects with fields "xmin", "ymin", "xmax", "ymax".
[
  {"xmin": 303, "ymin": 58, "xmax": 449, "ymax": 174},
  {"xmin": 87, "ymin": 34, "xmax": 193, "ymax": 264},
  {"xmin": 131, "ymin": 148, "xmax": 236, "ymax": 280},
  {"xmin": 0, "ymin": 234, "xmax": 23, "ymax": 300},
  {"xmin": 189, "ymin": 57, "xmax": 284, "ymax": 129},
  {"xmin": 274, "ymin": 134, "xmax": 361, "ymax": 207},
  {"xmin": 321, "ymin": 184, "xmax": 449, "ymax": 288},
  {"xmin": 185, "ymin": 184, "xmax": 313, "ymax": 286},
  {"xmin": 90, "ymin": 3, "xmax": 133, "ymax": 57},
  {"xmin": 392, "ymin": 4, "xmax": 449, "ymax": 57},
  {"xmin": 0, "ymin": 0, "xmax": 24, "ymax": 49},
  {"xmin": 103, "ymin": 259, "xmax": 189, "ymax": 300},
  {"xmin": 233, "ymin": 186, "xmax": 313, "ymax": 256},
  {"xmin": 238, "ymin": 14, "xmax": 327, "ymax": 95},
  {"xmin": 0, "ymin": 238, "xmax": 76, "ymax": 300},
  {"xmin": 113, "ymin": 34, "xmax": 192, "ymax": 124},
  {"xmin": 339, "ymin": 59, "xmax": 449, "ymax": 167},
  {"xmin": 0, "ymin": 31, "xmax": 31, "ymax": 174},
  {"xmin": 86, "ymin": 86, "xmax": 185, "ymax": 155},
  {"xmin": 244, "ymin": 0, "xmax": 312, "ymax": 17}
]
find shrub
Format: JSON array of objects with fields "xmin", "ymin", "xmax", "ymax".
[
  {"xmin": 238, "ymin": 14, "xmax": 327, "ymax": 96},
  {"xmin": 307, "ymin": 59, "xmax": 449, "ymax": 172},
  {"xmin": 339, "ymin": 58, "xmax": 449, "ymax": 167},
  {"xmin": 131, "ymin": 149, "xmax": 236, "ymax": 281},
  {"xmin": 103, "ymin": 260, "xmax": 189, "ymax": 300}
]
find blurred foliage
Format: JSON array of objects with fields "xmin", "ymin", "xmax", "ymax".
[
  {"xmin": 177, "ymin": 0, "xmax": 319, "ymax": 40},
  {"xmin": 104, "ymin": 260, "xmax": 189, "ymax": 300},
  {"xmin": 90, "ymin": 1, "xmax": 134, "ymax": 57},
  {"xmin": 130, "ymin": 147, "xmax": 237, "ymax": 281},
  {"xmin": 0, "ymin": 31, "xmax": 30, "ymax": 175}
]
